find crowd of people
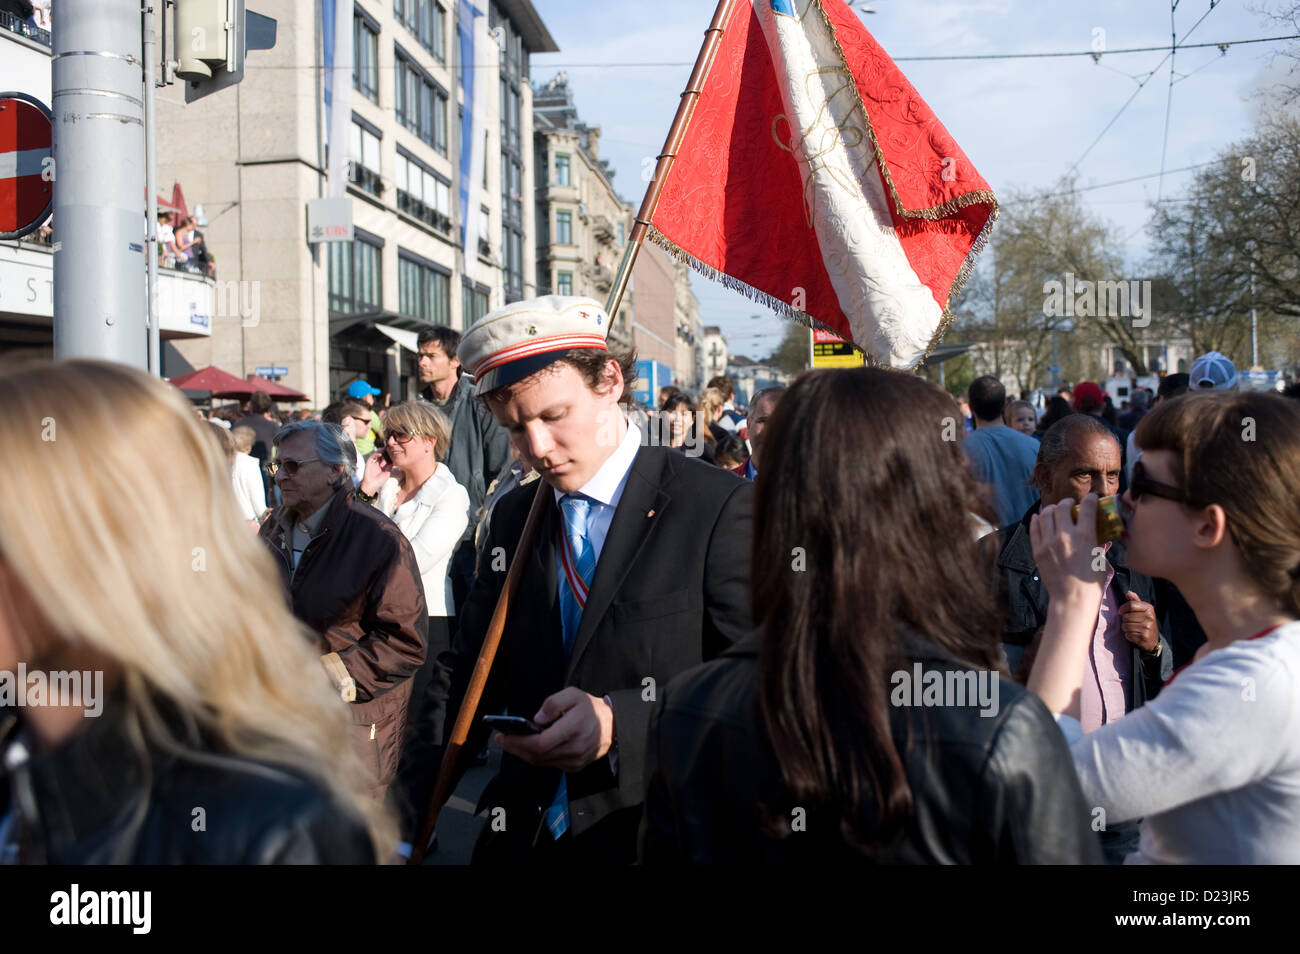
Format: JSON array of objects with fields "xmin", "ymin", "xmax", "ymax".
[{"xmin": 2, "ymin": 294, "xmax": 1297, "ymax": 866}]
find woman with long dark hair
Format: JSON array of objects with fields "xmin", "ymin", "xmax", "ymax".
[{"xmin": 641, "ymin": 368, "xmax": 1101, "ymax": 863}]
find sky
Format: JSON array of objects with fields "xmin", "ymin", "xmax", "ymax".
[{"xmin": 527, "ymin": 0, "xmax": 1298, "ymax": 359}]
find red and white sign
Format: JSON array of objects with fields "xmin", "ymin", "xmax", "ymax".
[{"xmin": 0, "ymin": 93, "xmax": 54, "ymax": 240}]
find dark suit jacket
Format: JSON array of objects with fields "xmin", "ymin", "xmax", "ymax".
[
  {"xmin": 994, "ymin": 504, "xmax": 1173, "ymax": 711},
  {"xmin": 428, "ymin": 445, "xmax": 754, "ymax": 860}
]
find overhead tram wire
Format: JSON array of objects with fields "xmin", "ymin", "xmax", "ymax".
[
  {"xmin": 254, "ymin": 32, "xmax": 1300, "ymax": 69},
  {"xmin": 1067, "ymin": 0, "xmax": 1225, "ymax": 177}
]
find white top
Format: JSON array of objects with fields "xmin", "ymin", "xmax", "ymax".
[
  {"xmin": 551, "ymin": 418, "xmax": 642, "ymax": 564},
  {"xmin": 1068, "ymin": 621, "xmax": 1300, "ymax": 864},
  {"xmin": 231, "ymin": 452, "xmax": 266, "ymax": 522},
  {"xmin": 376, "ymin": 463, "xmax": 469, "ymax": 617}
]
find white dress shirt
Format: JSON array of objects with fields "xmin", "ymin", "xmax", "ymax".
[{"xmin": 551, "ymin": 416, "xmax": 642, "ymax": 566}]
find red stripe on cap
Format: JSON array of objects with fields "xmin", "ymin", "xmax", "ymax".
[{"xmin": 473, "ymin": 334, "xmax": 608, "ymax": 378}]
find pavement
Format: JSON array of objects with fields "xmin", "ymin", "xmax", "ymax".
[{"xmin": 422, "ymin": 745, "xmax": 498, "ymax": 865}]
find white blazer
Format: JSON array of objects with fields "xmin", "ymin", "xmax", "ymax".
[
  {"xmin": 376, "ymin": 463, "xmax": 469, "ymax": 617},
  {"xmin": 231, "ymin": 452, "xmax": 266, "ymax": 522}
]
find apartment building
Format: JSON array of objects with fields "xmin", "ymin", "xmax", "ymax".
[{"xmin": 158, "ymin": 0, "xmax": 556, "ymax": 405}]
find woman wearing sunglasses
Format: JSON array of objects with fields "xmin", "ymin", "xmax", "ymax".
[
  {"xmin": 356, "ymin": 402, "xmax": 469, "ymax": 852},
  {"xmin": 1028, "ymin": 390, "xmax": 1300, "ymax": 863}
]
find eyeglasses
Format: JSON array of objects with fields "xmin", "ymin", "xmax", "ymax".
[
  {"xmin": 1130, "ymin": 460, "xmax": 1191, "ymax": 504},
  {"xmin": 383, "ymin": 430, "xmax": 415, "ymax": 445},
  {"xmin": 269, "ymin": 457, "xmax": 320, "ymax": 477}
]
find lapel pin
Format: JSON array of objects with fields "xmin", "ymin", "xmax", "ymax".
[{"xmin": 646, "ymin": 509, "xmax": 655, "ymax": 518}]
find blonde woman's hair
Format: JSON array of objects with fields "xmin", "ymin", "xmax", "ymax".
[
  {"xmin": 382, "ymin": 400, "xmax": 452, "ymax": 461},
  {"xmin": 0, "ymin": 360, "xmax": 396, "ymax": 859},
  {"xmin": 697, "ymin": 387, "xmax": 725, "ymax": 445}
]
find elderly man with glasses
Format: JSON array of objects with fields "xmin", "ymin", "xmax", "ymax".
[
  {"xmin": 259, "ymin": 420, "xmax": 428, "ymax": 804},
  {"xmin": 990, "ymin": 413, "xmax": 1173, "ymax": 863}
]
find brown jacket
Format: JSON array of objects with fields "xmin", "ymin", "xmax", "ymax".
[{"xmin": 260, "ymin": 485, "xmax": 428, "ymax": 795}]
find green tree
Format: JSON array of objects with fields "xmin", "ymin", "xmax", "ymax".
[
  {"xmin": 1147, "ymin": 112, "xmax": 1300, "ymax": 365},
  {"xmin": 767, "ymin": 320, "xmax": 811, "ymax": 376}
]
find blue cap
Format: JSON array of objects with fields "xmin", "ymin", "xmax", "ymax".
[{"xmin": 347, "ymin": 379, "xmax": 381, "ymax": 398}]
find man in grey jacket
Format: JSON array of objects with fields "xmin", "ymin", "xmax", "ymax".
[{"xmin": 417, "ymin": 326, "xmax": 511, "ymax": 613}]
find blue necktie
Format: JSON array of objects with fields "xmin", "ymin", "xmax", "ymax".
[{"xmin": 547, "ymin": 494, "xmax": 596, "ymax": 839}]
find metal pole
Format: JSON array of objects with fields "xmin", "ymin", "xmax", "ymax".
[
  {"xmin": 1249, "ymin": 260, "xmax": 1258, "ymax": 369},
  {"xmin": 52, "ymin": 0, "xmax": 149, "ymax": 368},
  {"xmin": 144, "ymin": 0, "xmax": 161, "ymax": 375}
]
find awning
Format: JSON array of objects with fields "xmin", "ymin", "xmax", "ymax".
[{"xmin": 375, "ymin": 323, "xmax": 420, "ymax": 353}]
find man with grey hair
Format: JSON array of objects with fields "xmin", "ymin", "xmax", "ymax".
[
  {"xmin": 259, "ymin": 420, "xmax": 428, "ymax": 803},
  {"xmin": 741, "ymin": 387, "xmax": 785, "ymax": 481},
  {"xmin": 992, "ymin": 413, "xmax": 1172, "ymax": 863}
]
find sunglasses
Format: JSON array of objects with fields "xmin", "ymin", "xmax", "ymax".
[
  {"xmin": 382, "ymin": 430, "xmax": 415, "ymax": 445},
  {"xmin": 269, "ymin": 457, "xmax": 319, "ymax": 477},
  {"xmin": 1130, "ymin": 460, "xmax": 1192, "ymax": 505}
]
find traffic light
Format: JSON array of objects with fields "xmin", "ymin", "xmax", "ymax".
[{"xmin": 172, "ymin": 1, "xmax": 276, "ymax": 103}]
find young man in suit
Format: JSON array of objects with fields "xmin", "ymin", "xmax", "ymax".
[{"xmin": 425, "ymin": 295, "xmax": 755, "ymax": 864}]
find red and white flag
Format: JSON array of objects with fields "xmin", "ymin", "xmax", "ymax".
[{"xmin": 650, "ymin": 0, "xmax": 997, "ymax": 369}]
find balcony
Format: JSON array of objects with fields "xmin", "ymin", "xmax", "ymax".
[
  {"xmin": 580, "ymin": 261, "xmax": 615, "ymax": 294},
  {"xmin": 0, "ymin": 10, "xmax": 49, "ymax": 47},
  {"xmin": 593, "ymin": 214, "xmax": 616, "ymax": 244},
  {"xmin": 349, "ymin": 163, "xmax": 384, "ymax": 198},
  {"xmin": 397, "ymin": 190, "xmax": 451, "ymax": 235},
  {"xmin": 1, "ymin": 238, "xmax": 214, "ymax": 340}
]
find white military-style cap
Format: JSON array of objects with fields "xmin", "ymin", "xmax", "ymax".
[{"xmin": 457, "ymin": 295, "xmax": 611, "ymax": 391}]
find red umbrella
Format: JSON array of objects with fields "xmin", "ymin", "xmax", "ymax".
[
  {"xmin": 168, "ymin": 365, "xmax": 252, "ymax": 394},
  {"xmin": 246, "ymin": 375, "xmax": 308, "ymax": 403}
]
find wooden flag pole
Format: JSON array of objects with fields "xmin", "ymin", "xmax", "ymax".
[{"xmin": 407, "ymin": 0, "xmax": 737, "ymax": 865}]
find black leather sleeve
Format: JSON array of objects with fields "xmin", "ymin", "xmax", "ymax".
[
  {"xmin": 246, "ymin": 790, "xmax": 377, "ymax": 864},
  {"xmin": 978, "ymin": 693, "xmax": 1105, "ymax": 864}
]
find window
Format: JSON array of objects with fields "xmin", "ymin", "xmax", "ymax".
[
  {"xmin": 478, "ymin": 206, "xmax": 491, "ymax": 258},
  {"xmin": 396, "ymin": 150, "xmax": 451, "ymax": 233},
  {"xmin": 617, "ymin": 221, "xmax": 626, "ymax": 246},
  {"xmin": 555, "ymin": 154, "xmax": 570, "ymax": 187},
  {"xmin": 556, "ymin": 271, "xmax": 573, "ymax": 296},
  {"xmin": 555, "ymin": 210, "xmax": 572, "ymax": 245},
  {"xmin": 399, "ymin": 252, "xmax": 450, "ymax": 325},
  {"xmin": 395, "ymin": 47, "xmax": 448, "ymax": 150},
  {"xmin": 349, "ymin": 119, "xmax": 382, "ymax": 195},
  {"xmin": 463, "ymin": 281, "xmax": 490, "ymax": 325},
  {"xmin": 353, "ymin": 14, "xmax": 379, "ymax": 103},
  {"xmin": 394, "ymin": 0, "xmax": 445, "ymax": 61},
  {"xmin": 328, "ymin": 233, "xmax": 383, "ymax": 314}
]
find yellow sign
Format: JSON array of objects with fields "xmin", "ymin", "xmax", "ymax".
[{"xmin": 811, "ymin": 328, "xmax": 865, "ymax": 369}]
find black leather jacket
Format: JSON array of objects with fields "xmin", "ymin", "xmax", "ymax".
[
  {"xmin": 0, "ymin": 699, "xmax": 374, "ymax": 865},
  {"xmin": 641, "ymin": 633, "xmax": 1104, "ymax": 864}
]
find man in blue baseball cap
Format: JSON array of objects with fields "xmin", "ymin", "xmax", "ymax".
[{"xmin": 346, "ymin": 379, "xmax": 383, "ymax": 456}]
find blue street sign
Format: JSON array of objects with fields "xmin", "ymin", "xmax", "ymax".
[{"xmin": 255, "ymin": 365, "xmax": 289, "ymax": 377}]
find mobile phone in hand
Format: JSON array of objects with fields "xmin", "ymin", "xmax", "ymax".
[{"xmin": 482, "ymin": 714, "xmax": 544, "ymax": 736}]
